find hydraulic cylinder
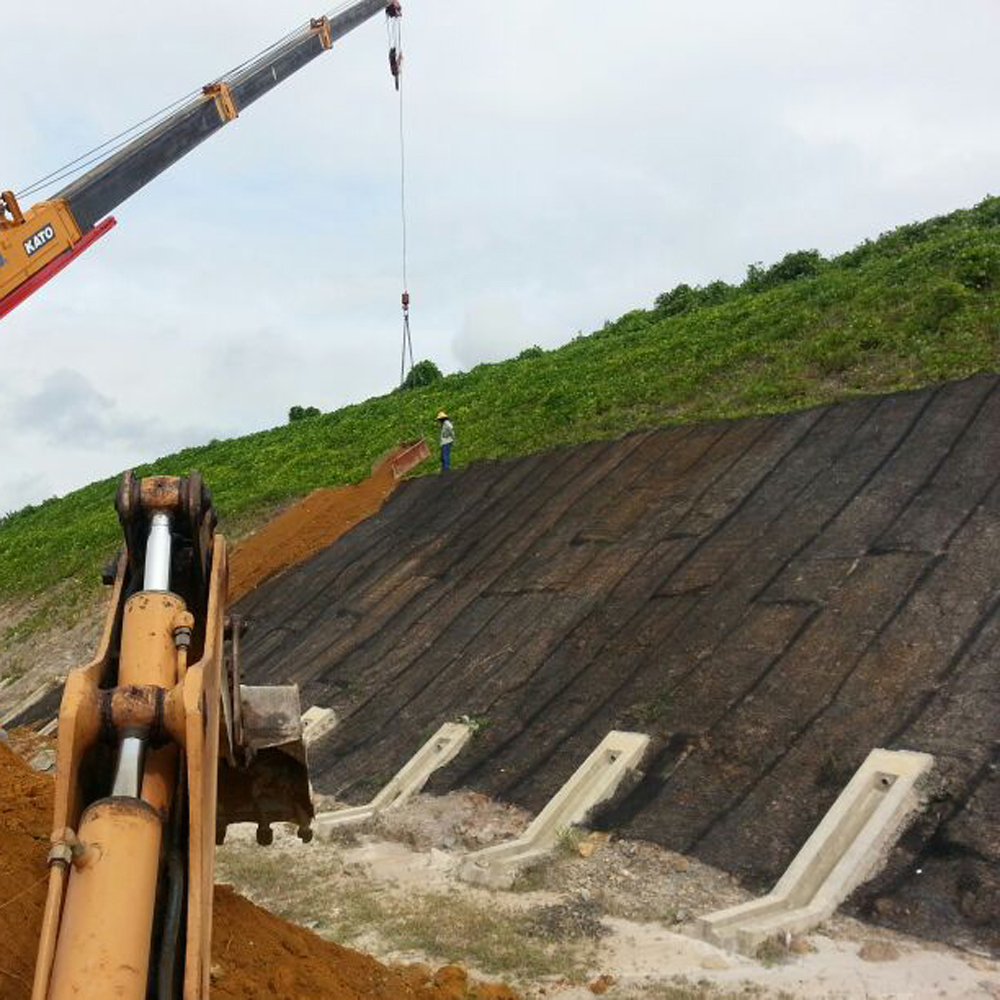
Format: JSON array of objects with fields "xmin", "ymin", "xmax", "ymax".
[{"xmin": 48, "ymin": 799, "xmax": 163, "ymax": 1000}]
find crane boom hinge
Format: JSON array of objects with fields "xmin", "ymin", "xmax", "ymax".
[
  {"xmin": 0, "ymin": 191, "xmax": 25, "ymax": 230},
  {"xmin": 202, "ymin": 82, "xmax": 239, "ymax": 122},
  {"xmin": 311, "ymin": 16, "xmax": 333, "ymax": 50}
]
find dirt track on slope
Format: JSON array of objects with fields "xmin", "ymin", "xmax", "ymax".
[
  {"xmin": 229, "ymin": 462, "xmax": 398, "ymax": 603},
  {"xmin": 0, "ymin": 744, "xmax": 515, "ymax": 999},
  {"xmin": 236, "ymin": 375, "xmax": 1000, "ymax": 953}
]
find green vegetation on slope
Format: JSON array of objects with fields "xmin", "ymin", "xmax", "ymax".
[{"xmin": 2, "ymin": 196, "xmax": 1000, "ymax": 623}]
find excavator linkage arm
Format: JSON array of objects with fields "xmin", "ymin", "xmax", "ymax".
[{"xmin": 32, "ymin": 472, "xmax": 313, "ymax": 1000}]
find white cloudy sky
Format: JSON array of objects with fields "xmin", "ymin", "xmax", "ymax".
[{"xmin": 2, "ymin": 0, "xmax": 999, "ymax": 512}]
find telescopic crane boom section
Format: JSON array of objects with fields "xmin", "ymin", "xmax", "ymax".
[{"xmin": 0, "ymin": 0, "xmax": 393, "ymax": 323}]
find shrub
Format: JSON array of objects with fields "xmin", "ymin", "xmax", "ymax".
[
  {"xmin": 915, "ymin": 279, "xmax": 970, "ymax": 332},
  {"xmin": 956, "ymin": 244, "xmax": 1000, "ymax": 291},
  {"xmin": 288, "ymin": 405, "xmax": 321, "ymax": 422},
  {"xmin": 655, "ymin": 280, "xmax": 735, "ymax": 316},
  {"xmin": 743, "ymin": 250, "xmax": 825, "ymax": 292},
  {"xmin": 972, "ymin": 195, "xmax": 1000, "ymax": 227},
  {"xmin": 517, "ymin": 345, "xmax": 545, "ymax": 360},
  {"xmin": 402, "ymin": 359, "xmax": 443, "ymax": 390},
  {"xmin": 698, "ymin": 279, "xmax": 736, "ymax": 306},
  {"xmin": 655, "ymin": 283, "xmax": 696, "ymax": 316}
]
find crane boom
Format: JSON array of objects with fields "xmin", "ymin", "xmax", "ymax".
[{"xmin": 0, "ymin": 0, "xmax": 392, "ymax": 322}]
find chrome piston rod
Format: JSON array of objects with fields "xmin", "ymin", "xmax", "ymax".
[
  {"xmin": 111, "ymin": 511, "xmax": 173, "ymax": 797},
  {"xmin": 110, "ymin": 735, "xmax": 147, "ymax": 798},
  {"xmin": 143, "ymin": 512, "xmax": 172, "ymax": 591}
]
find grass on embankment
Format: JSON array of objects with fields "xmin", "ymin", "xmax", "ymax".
[{"xmin": 2, "ymin": 195, "xmax": 1000, "ymax": 634}]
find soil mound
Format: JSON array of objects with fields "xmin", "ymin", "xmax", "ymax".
[
  {"xmin": 229, "ymin": 464, "xmax": 398, "ymax": 603},
  {"xmin": 237, "ymin": 375, "xmax": 1000, "ymax": 952},
  {"xmin": 0, "ymin": 744, "xmax": 515, "ymax": 999},
  {"xmin": 212, "ymin": 887, "xmax": 515, "ymax": 998},
  {"xmin": 0, "ymin": 742, "xmax": 51, "ymax": 995}
]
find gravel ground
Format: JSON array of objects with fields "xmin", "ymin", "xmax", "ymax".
[{"xmin": 219, "ymin": 792, "xmax": 1000, "ymax": 998}]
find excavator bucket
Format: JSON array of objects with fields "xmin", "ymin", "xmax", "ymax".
[{"xmin": 216, "ymin": 618, "xmax": 314, "ymax": 845}]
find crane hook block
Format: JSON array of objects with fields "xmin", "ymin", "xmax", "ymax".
[{"xmin": 401, "ymin": 290, "xmax": 410, "ymax": 312}]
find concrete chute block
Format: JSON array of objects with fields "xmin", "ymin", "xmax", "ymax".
[
  {"xmin": 313, "ymin": 721, "xmax": 471, "ymax": 837},
  {"xmin": 459, "ymin": 730, "xmax": 650, "ymax": 889},
  {"xmin": 301, "ymin": 705, "xmax": 338, "ymax": 746},
  {"xmin": 694, "ymin": 748, "xmax": 934, "ymax": 954}
]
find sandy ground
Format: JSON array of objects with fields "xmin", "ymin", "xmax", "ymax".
[{"xmin": 217, "ymin": 792, "xmax": 1000, "ymax": 999}]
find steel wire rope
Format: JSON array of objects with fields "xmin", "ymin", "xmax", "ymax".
[
  {"xmin": 16, "ymin": 3, "xmax": 375, "ymax": 199},
  {"xmin": 388, "ymin": 10, "xmax": 415, "ymax": 388},
  {"xmin": 14, "ymin": 11, "xmax": 330, "ymax": 200},
  {"xmin": 15, "ymin": 90, "xmax": 202, "ymax": 199}
]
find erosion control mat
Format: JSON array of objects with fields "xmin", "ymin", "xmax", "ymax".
[
  {"xmin": 0, "ymin": 744, "xmax": 515, "ymax": 998},
  {"xmin": 237, "ymin": 375, "xmax": 1000, "ymax": 953},
  {"xmin": 229, "ymin": 462, "xmax": 398, "ymax": 603}
]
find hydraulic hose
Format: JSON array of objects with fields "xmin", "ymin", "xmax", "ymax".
[
  {"xmin": 156, "ymin": 760, "xmax": 188, "ymax": 1000},
  {"xmin": 31, "ymin": 862, "xmax": 69, "ymax": 1000}
]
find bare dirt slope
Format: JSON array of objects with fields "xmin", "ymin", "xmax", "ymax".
[
  {"xmin": 228, "ymin": 457, "xmax": 400, "ymax": 603},
  {"xmin": 237, "ymin": 375, "xmax": 1000, "ymax": 952}
]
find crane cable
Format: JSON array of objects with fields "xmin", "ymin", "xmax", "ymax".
[
  {"xmin": 387, "ymin": 4, "xmax": 414, "ymax": 388},
  {"xmin": 14, "ymin": 1, "xmax": 361, "ymax": 201}
]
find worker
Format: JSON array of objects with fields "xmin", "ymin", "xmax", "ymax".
[{"xmin": 437, "ymin": 410, "xmax": 454, "ymax": 471}]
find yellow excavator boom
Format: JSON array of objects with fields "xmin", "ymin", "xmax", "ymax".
[{"xmin": 32, "ymin": 472, "xmax": 312, "ymax": 999}]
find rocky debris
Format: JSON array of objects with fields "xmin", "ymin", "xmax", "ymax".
[
  {"xmin": 372, "ymin": 791, "xmax": 532, "ymax": 853},
  {"xmin": 788, "ymin": 935, "xmax": 815, "ymax": 955},
  {"xmin": 517, "ymin": 833, "xmax": 750, "ymax": 926},
  {"xmin": 859, "ymin": 940, "xmax": 902, "ymax": 963},
  {"xmin": 526, "ymin": 897, "xmax": 610, "ymax": 943},
  {"xmin": 28, "ymin": 749, "xmax": 56, "ymax": 772},
  {"xmin": 587, "ymin": 973, "xmax": 615, "ymax": 994},
  {"xmin": 400, "ymin": 964, "xmax": 518, "ymax": 999}
]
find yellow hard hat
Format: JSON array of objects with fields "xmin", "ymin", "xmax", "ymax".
[{"xmin": 436, "ymin": 411, "xmax": 448, "ymax": 420}]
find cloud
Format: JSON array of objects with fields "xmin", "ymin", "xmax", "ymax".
[
  {"xmin": 452, "ymin": 296, "xmax": 552, "ymax": 370},
  {"xmin": 11, "ymin": 370, "xmax": 147, "ymax": 449},
  {"xmin": 0, "ymin": 369, "xmax": 215, "ymax": 507}
]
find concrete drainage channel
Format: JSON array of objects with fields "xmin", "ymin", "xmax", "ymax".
[
  {"xmin": 10, "ymin": 684, "xmax": 940, "ymax": 956},
  {"xmin": 11, "ymin": 690, "xmax": 946, "ymax": 974},
  {"xmin": 459, "ymin": 730, "xmax": 651, "ymax": 889},
  {"xmin": 313, "ymin": 721, "xmax": 473, "ymax": 835},
  {"xmin": 694, "ymin": 748, "xmax": 935, "ymax": 953},
  {"xmin": 305, "ymin": 714, "xmax": 936, "ymax": 956},
  {"xmin": 312, "ymin": 724, "xmax": 655, "ymax": 891}
]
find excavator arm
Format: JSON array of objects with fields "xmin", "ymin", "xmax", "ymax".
[
  {"xmin": 0, "ymin": 0, "xmax": 396, "ymax": 323},
  {"xmin": 32, "ymin": 474, "xmax": 313, "ymax": 999}
]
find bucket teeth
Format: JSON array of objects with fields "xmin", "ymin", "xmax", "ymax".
[{"xmin": 216, "ymin": 685, "xmax": 314, "ymax": 843}]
